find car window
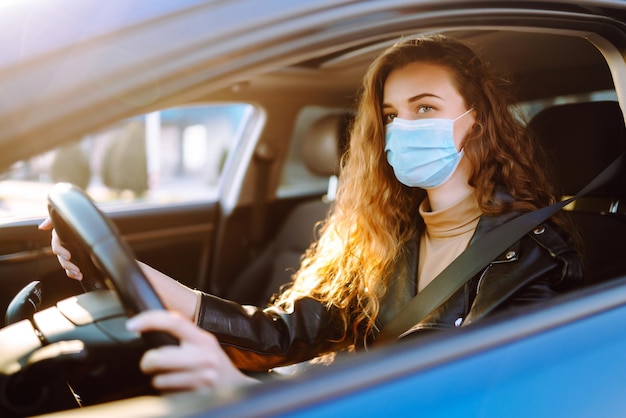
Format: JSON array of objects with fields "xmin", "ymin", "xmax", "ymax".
[
  {"xmin": 0, "ymin": 104, "xmax": 255, "ymax": 222},
  {"xmin": 277, "ymin": 105, "xmax": 350, "ymax": 198}
]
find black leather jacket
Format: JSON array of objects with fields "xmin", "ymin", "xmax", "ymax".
[{"xmin": 197, "ymin": 209, "xmax": 582, "ymax": 372}]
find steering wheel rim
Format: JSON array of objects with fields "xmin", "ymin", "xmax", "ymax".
[{"xmin": 47, "ymin": 182, "xmax": 177, "ymax": 347}]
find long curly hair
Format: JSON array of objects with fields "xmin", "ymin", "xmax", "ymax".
[{"xmin": 272, "ymin": 34, "xmax": 559, "ymax": 346}]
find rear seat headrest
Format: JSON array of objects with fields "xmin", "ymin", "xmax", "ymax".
[
  {"xmin": 527, "ymin": 101, "xmax": 626, "ymax": 196},
  {"xmin": 301, "ymin": 113, "xmax": 352, "ymax": 177}
]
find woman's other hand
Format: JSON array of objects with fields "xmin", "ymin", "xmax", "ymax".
[
  {"xmin": 127, "ymin": 310, "xmax": 259, "ymax": 393},
  {"xmin": 38, "ymin": 217, "xmax": 83, "ymax": 281}
]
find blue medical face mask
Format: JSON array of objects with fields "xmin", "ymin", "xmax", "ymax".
[{"xmin": 384, "ymin": 108, "xmax": 473, "ymax": 189}]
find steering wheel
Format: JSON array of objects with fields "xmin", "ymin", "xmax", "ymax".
[
  {"xmin": 0, "ymin": 183, "xmax": 179, "ymax": 417},
  {"xmin": 47, "ymin": 182, "xmax": 177, "ymax": 348}
]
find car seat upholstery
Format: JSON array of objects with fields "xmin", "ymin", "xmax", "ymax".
[
  {"xmin": 225, "ymin": 113, "xmax": 352, "ymax": 306},
  {"xmin": 527, "ymin": 101, "xmax": 626, "ymax": 285}
]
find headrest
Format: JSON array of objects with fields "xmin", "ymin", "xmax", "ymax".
[
  {"xmin": 301, "ymin": 113, "xmax": 352, "ymax": 177},
  {"xmin": 528, "ymin": 101, "xmax": 625, "ymax": 196}
]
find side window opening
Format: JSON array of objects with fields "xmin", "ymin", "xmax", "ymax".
[{"xmin": 0, "ymin": 103, "xmax": 255, "ymax": 221}]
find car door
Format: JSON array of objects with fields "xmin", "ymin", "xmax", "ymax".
[{"xmin": 0, "ymin": 103, "xmax": 257, "ymax": 327}]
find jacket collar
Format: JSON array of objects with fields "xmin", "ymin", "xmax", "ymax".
[
  {"xmin": 415, "ymin": 186, "xmax": 520, "ymax": 248},
  {"xmin": 469, "ymin": 186, "xmax": 521, "ymax": 245}
]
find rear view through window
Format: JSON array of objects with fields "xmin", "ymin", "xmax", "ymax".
[{"xmin": 0, "ymin": 104, "xmax": 254, "ymax": 221}]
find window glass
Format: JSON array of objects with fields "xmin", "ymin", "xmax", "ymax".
[{"xmin": 0, "ymin": 104, "xmax": 254, "ymax": 222}]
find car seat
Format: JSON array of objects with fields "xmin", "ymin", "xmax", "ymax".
[
  {"xmin": 225, "ymin": 113, "xmax": 352, "ymax": 306},
  {"xmin": 527, "ymin": 100, "xmax": 626, "ymax": 285}
]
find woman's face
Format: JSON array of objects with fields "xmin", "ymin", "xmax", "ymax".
[{"xmin": 382, "ymin": 62, "xmax": 475, "ymax": 151}]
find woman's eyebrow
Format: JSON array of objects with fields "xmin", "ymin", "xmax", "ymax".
[
  {"xmin": 382, "ymin": 92, "xmax": 442, "ymax": 109},
  {"xmin": 407, "ymin": 93, "xmax": 442, "ymax": 103}
]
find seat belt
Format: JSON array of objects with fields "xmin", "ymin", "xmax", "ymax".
[{"xmin": 374, "ymin": 154, "xmax": 623, "ymax": 345}]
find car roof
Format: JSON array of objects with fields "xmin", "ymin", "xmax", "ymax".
[
  {"xmin": 0, "ymin": 0, "xmax": 209, "ymax": 66},
  {"xmin": 0, "ymin": 0, "xmax": 623, "ymax": 168}
]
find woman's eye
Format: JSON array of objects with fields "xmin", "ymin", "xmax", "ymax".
[
  {"xmin": 384, "ymin": 114, "xmax": 396, "ymax": 124},
  {"xmin": 416, "ymin": 105, "xmax": 434, "ymax": 114}
]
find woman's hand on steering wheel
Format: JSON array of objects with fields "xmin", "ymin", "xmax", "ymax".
[
  {"xmin": 42, "ymin": 215, "xmax": 255, "ymax": 393},
  {"xmin": 126, "ymin": 310, "xmax": 259, "ymax": 393},
  {"xmin": 39, "ymin": 217, "xmax": 83, "ymax": 281}
]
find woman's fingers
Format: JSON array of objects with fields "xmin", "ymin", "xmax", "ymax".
[
  {"xmin": 141, "ymin": 345, "xmax": 224, "ymax": 391},
  {"xmin": 40, "ymin": 218, "xmax": 84, "ymax": 280},
  {"xmin": 127, "ymin": 310, "xmax": 208, "ymax": 344},
  {"xmin": 150, "ymin": 369, "xmax": 223, "ymax": 392},
  {"xmin": 127, "ymin": 310, "xmax": 258, "ymax": 392},
  {"xmin": 140, "ymin": 345, "xmax": 197, "ymax": 373},
  {"xmin": 50, "ymin": 229, "xmax": 70, "ymax": 260},
  {"xmin": 38, "ymin": 217, "xmax": 53, "ymax": 230},
  {"xmin": 51, "ymin": 230, "xmax": 83, "ymax": 280}
]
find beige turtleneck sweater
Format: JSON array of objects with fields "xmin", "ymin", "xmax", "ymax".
[{"xmin": 417, "ymin": 190, "xmax": 482, "ymax": 292}]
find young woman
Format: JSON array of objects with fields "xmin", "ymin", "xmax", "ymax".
[{"xmin": 41, "ymin": 35, "xmax": 582, "ymax": 392}]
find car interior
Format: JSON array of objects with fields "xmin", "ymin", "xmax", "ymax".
[
  {"xmin": 528, "ymin": 101, "xmax": 626, "ymax": 285},
  {"xmin": 209, "ymin": 29, "xmax": 625, "ymax": 304},
  {"xmin": 0, "ymin": 5, "xmax": 625, "ymax": 414},
  {"xmin": 221, "ymin": 112, "xmax": 352, "ymax": 305}
]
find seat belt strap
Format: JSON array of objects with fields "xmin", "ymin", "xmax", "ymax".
[{"xmin": 375, "ymin": 154, "xmax": 623, "ymax": 345}]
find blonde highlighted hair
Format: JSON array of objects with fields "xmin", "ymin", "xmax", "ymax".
[{"xmin": 272, "ymin": 34, "xmax": 559, "ymax": 346}]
